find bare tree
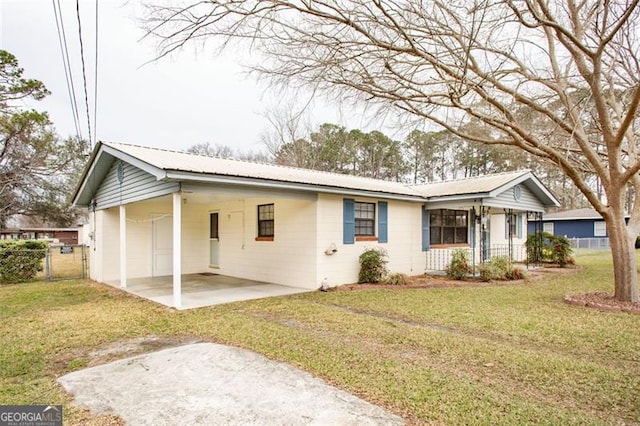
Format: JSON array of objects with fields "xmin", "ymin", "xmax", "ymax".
[
  {"xmin": 259, "ymin": 102, "xmax": 313, "ymax": 162},
  {"xmin": 145, "ymin": 1, "xmax": 640, "ymax": 302},
  {"xmin": 187, "ymin": 142, "xmax": 235, "ymax": 158}
]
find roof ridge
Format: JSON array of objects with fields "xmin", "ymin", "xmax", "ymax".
[{"xmin": 102, "ymin": 140, "xmax": 417, "ymax": 187}]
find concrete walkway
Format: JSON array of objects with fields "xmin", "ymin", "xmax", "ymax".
[
  {"xmin": 59, "ymin": 343, "xmax": 404, "ymax": 425},
  {"xmin": 107, "ymin": 274, "xmax": 310, "ymax": 309}
]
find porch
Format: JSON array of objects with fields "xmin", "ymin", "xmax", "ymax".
[{"xmin": 106, "ymin": 273, "xmax": 310, "ymax": 310}]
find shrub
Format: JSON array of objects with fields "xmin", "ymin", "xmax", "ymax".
[
  {"xmin": 445, "ymin": 249, "xmax": 472, "ymax": 280},
  {"xmin": 479, "ymin": 256, "xmax": 528, "ymax": 281},
  {"xmin": 478, "ymin": 256, "xmax": 510, "ymax": 281},
  {"xmin": 358, "ymin": 248, "xmax": 388, "ymax": 283},
  {"xmin": 526, "ymin": 231, "xmax": 574, "ymax": 267},
  {"xmin": 548, "ymin": 234, "xmax": 572, "ymax": 267},
  {"xmin": 0, "ymin": 240, "xmax": 47, "ymax": 283},
  {"xmin": 507, "ymin": 267, "xmax": 527, "ymax": 280},
  {"xmin": 382, "ymin": 272, "xmax": 410, "ymax": 286}
]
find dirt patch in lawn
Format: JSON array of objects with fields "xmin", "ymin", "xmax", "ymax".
[
  {"xmin": 564, "ymin": 292, "xmax": 640, "ymax": 315},
  {"xmin": 87, "ymin": 335, "xmax": 202, "ymax": 365},
  {"xmin": 52, "ymin": 335, "xmax": 201, "ymax": 375}
]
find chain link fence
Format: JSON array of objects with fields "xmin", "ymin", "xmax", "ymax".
[
  {"xmin": 0, "ymin": 245, "xmax": 88, "ymax": 283},
  {"xmin": 44, "ymin": 245, "xmax": 89, "ymax": 281}
]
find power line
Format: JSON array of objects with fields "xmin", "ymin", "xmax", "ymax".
[
  {"xmin": 92, "ymin": 0, "xmax": 99, "ymax": 147},
  {"xmin": 75, "ymin": 0, "xmax": 93, "ymax": 145},
  {"xmin": 52, "ymin": 0, "xmax": 82, "ymax": 140}
]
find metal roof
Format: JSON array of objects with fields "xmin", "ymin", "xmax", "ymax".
[
  {"xmin": 412, "ymin": 171, "xmax": 531, "ymax": 197},
  {"xmin": 72, "ymin": 141, "xmax": 560, "ymax": 208},
  {"xmin": 542, "ymin": 208, "xmax": 604, "ymax": 220},
  {"xmin": 103, "ymin": 141, "xmax": 424, "ymax": 197}
]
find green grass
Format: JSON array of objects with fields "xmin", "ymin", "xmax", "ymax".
[{"xmin": 1, "ymin": 251, "xmax": 639, "ymax": 425}]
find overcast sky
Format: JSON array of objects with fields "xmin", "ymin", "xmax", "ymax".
[{"xmin": 0, "ymin": 0, "xmax": 386, "ymax": 154}]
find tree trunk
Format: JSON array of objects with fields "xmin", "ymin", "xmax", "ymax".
[{"xmin": 607, "ymin": 211, "xmax": 639, "ymax": 303}]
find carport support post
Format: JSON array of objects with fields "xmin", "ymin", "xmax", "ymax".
[
  {"xmin": 119, "ymin": 204, "xmax": 127, "ymax": 288},
  {"xmin": 172, "ymin": 193, "xmax": 182, "ymax": 308}
]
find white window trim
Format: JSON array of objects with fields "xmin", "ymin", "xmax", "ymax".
[{"xmin": 594, "ymin": 221, "xmax": 607, "ymax": 237}]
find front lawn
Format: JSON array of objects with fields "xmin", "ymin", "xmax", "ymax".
[{"xmin": 1, "ymin": 251, "xmax": 638, "ymax": 425}]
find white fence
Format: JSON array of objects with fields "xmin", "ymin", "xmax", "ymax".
[{"xmin": 568, "ymin": 237, "xmax": 610, "ymax": 250}]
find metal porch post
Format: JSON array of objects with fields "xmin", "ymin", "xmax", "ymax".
[
  {"xmin": 119, "ymin": 204, "xmax": 127, "ymax": 288},
  {"xmin": 172, "ymin": 193, "xmax": 182, "ymax": 309}
]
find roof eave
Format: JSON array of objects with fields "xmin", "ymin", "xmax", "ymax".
[
  {"xmin": 425, "ymin": 193, "xmax": 491, "ymax": 202},
  {"xmin": 164, "ymin": 171, "xmax": 427, "ymax": 202},
  {"xmin": 70, "ymin": 142, "xmax": 105, "ymax": 207}
]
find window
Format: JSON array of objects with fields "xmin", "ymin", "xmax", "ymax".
[
  {"xmin": 355, "ymin": 202, "xmax": 375, "ymax": 236},
  {"xmin": 505, "ymin": 213, "xmax": 523, "ymax": 238},
  {"xmin": 343, "ymin": 199, "xmax": 387, "ymax": 244},
  {"xmin": 506, "ymin": 214, "xmax": 517, "ymax": 238},
  {"xmin": 257, "ymin": 204, "xmax": 274, "ymax": 238},
  {"xmin": 209, "ymin": 212, "xmax": 219, "ymax": 239},
  {"xmin": 430, "ymin": 209, "xmax": 468, "ymax": 245},
  {"xmin": 594, "ymin": 221, "xmax": 607, "ymax": 237},
  {"xmin": 543, "ymin": 222, "xmax": 554, "ymax": 234}
]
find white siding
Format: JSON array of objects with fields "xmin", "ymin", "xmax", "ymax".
[
  {"xmin": 94, "ymin": 160, "xmax": 178, "ymax": 210},
  {"xmin": 315, "ymin": 194, "xmax": 425, "ymax": 286},
  {"xmin": 89, "ymin": 192, "xmax": 320, "ymax": 288},
  {"xmin": 90, "ymin": 207, "xmax": 121, "ymax": 283},
  {"xmin": 212, "ymin": 196, "xmax": 318, "ymax": 288},
  {"xmin": 487, "ymin": 184, "xmax": 545, "ymax": 211},
  {"xmin": 489, "ymin": 213, "xmax": 527, "ymax": 261}
]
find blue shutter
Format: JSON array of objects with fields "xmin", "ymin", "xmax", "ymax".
[
  {"xmin": 378, "ymin": 201, "xmax": 388, "ymax": 243},
  {"xmin": 343, "ymin": 198, "xmax": 355, "ymax": 244},
  {"xmin": 422, "ymin": 207, "xmax": 430, "ymax": 251},
  {"xmin": 517, "ymin": 213, "xmax": 523, "ymax": 238},
  {"xmin": 470, "ymin": 208, "xmax": 476, "ymax": 248}
]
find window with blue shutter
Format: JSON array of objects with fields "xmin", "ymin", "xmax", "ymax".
[
  {"xmin": 378, "ymin": 201, "xmax": 388, "ymax": 243},
  {"xmin": 422, "ymin": 208, "xmax": 430, "ymax": 251},
  {"xmin": 343, "ymin": 198, "xmax": 355, "ymax": 244},
  {"xmin": 505, "ymin": 212, "xmax": 523, "ymax": 238}
]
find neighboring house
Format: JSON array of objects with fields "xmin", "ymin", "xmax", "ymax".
[
  {"xmin": 0, "ymin": 227, "xmax": 81, "ymax": 245},
  {"xmin": 72, "ymin": 141, "xmax": 559, "ymax": 307},
  {"xmin": 527, "ymin": 208, "xmax": 609, "ymax": 238}
]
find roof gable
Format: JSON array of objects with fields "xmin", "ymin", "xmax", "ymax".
[{"xmin": 411, "ymin": 170, "xmax": 559, "ymax": 208}]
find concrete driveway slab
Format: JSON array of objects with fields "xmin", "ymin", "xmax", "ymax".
[{"xmin": 59, "ymin": 342, "xmax": 404, "ymax": 425}]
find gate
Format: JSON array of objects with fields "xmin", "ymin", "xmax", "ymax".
[{"xmin": 45, "ymin": 245, "xmax": 89, "ymax": 281}]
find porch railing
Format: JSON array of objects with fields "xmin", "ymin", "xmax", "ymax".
[{"xmin": 425, "ymin": 244, "xmax": 527, "ymax": 272}]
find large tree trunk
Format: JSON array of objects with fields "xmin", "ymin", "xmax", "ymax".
[{"xmin": 606, "ymin": 210, "xmax": 639, "ymax": 303}]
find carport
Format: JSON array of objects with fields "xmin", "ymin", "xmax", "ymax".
[{"xmin": 106, "ymin": 273, "xmax": 310, "ymax": 310}]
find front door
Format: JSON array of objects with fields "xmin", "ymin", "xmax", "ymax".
[
  {"xmin": 209, "ymin": 212, "xmax": 220, "ymax": 267},
  {"xmin": 152, "ymin": 214, "xmax": 173, "ymax": 276}
]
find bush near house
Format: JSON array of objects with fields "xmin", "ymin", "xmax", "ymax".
[
  {"xmin": 0, "ymin": 240, "xmax": 47, "ymax": 283},
  {"xmin": 381, "ymin": 272, "xmax": 410, "ymax": 286},
  {"xmin": 526, "ymin": 232, "xmax": 574, "ymax": 267},
  {"xmin": 478, "ymin": 256, "xmax": 527, "ymax": 281},
  {"xmin": 445, "ymin": 249, "xmax": 472, "ymax": 280},
  {"xmin": 358, "ymin": 248, "xmax": 388, "ymax": 283}
]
